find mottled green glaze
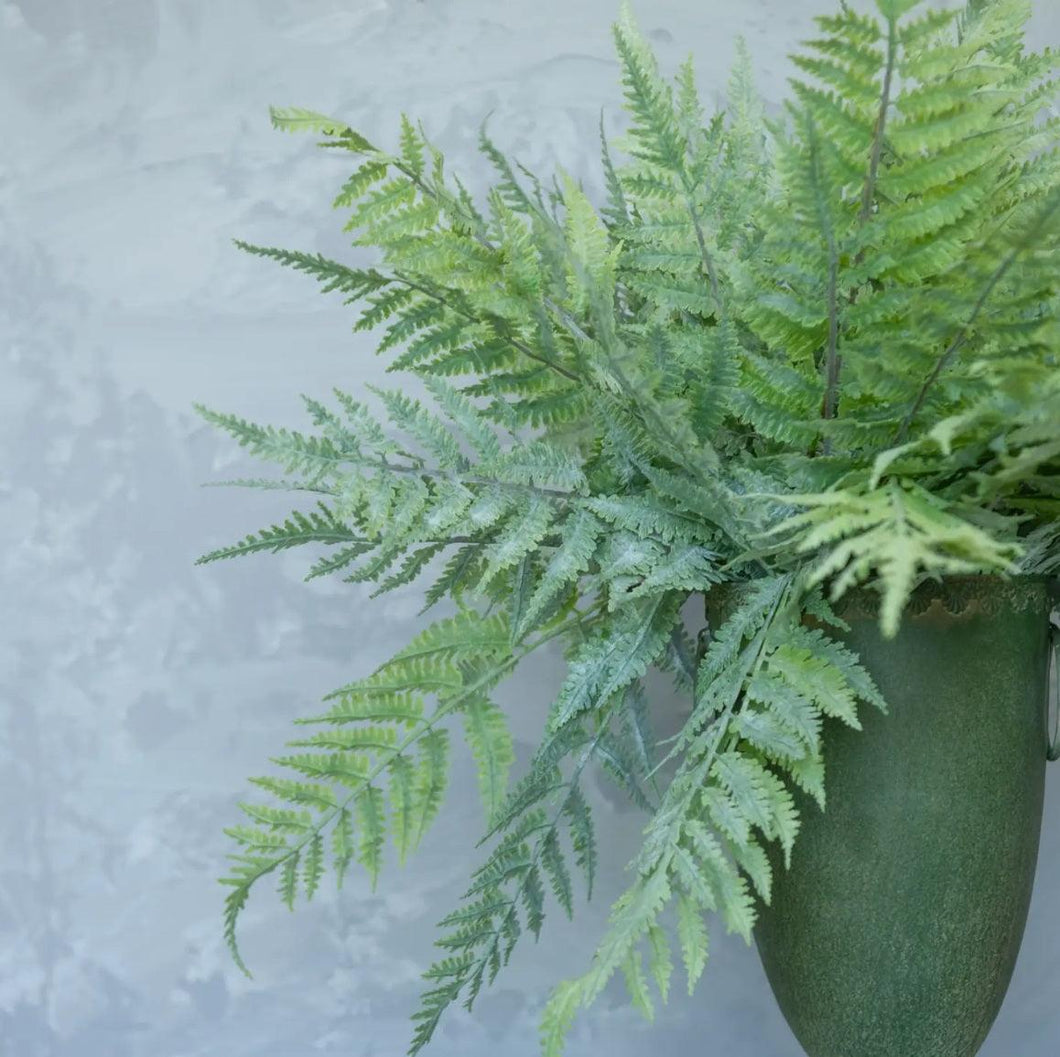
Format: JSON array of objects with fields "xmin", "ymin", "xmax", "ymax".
[{"xmin": 706, "ymin": 574, "xmax": 1060, "ymax": 1057}]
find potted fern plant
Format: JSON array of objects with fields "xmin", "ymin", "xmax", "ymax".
[{"xmin": 194, "ymin": 1, "xmax": 1060, "ymax": 1055}]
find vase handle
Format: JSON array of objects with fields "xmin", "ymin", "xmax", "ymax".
[{"xmin": 1049, "ymin": 615, "xmax": 1060, "ymax": 763}]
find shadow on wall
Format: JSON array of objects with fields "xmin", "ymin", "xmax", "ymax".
[
  {"xmin": 12, "ymin": 0, "xmax": 161, "ymax": 64},
  {"xmin": 0, "ymin": 209, "xmax": 339, "ymax": 1055}
]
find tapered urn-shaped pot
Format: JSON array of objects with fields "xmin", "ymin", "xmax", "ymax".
[{"xmin": 706, "ymin": 574, "xmax": 1060, "ymax": 1057}]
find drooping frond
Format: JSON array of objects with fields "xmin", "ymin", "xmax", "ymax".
[
  {"xmin": 220, "ymin": 607, "xmax": 517, "ymax": 976},
  {"xmin": 408, "ymin": 591, "xmax": 686, "ymax": 1055},
  {"xmin": 538, "ymin": 571, "xmax": 888, "ymax": 1055}
]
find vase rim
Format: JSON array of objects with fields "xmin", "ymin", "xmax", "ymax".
[
  {"xmin": 706, "ymin": 572, "xmax": 1060, "ymax": 613},
  {"xmin": 709, "ymin": 572, "xmax": 1060, "ymax": 587}
]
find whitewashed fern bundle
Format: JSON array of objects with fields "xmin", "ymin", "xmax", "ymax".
[{"xmin": 194, "ymin": 1, "xmax": 1060, "ymax": 1053}]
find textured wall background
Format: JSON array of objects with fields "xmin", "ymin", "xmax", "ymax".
[{"xmin": 1, "ymin": 1, "xmax": 1058, "ymax": 1055}]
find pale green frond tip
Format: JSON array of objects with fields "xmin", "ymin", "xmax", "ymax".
[
  {"xmin": 268, "ymin": 105, "xmax": 349, "ymax": 134},
  {"xmin": 540, "ymin": 979, "xmax": 588, "ymax": 1057}
]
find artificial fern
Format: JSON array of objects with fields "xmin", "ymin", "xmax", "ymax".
[{"xmin": 195, "ymin": 1, "xmax": 1060, "ymax": 1054}]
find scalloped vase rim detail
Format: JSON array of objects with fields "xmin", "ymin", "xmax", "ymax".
[{"xmin": 707, "ymin": 572, "xmax": 1060, "ymax": 621}]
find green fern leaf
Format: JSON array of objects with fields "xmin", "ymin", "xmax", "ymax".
[
  {"xmin": 512, "ymin": 507, "xmax": 603, "ymax": 641},
  {"xmin": 411, "ymin": 728, "xmax": 451, "ymax": 849},
  {"xmin": 332, "ymin": 806, "xmax": 356, "ymax": 888},
  {"xmin": 268, "ymin": 106, "xmax": 374, "ymax": 149},
  {"xmin": 355, "ymin": 785, "xmax": 387, "ymax": 886},
  {"xmin": 547, "ymin": 591, "xmax": 685, "ymax": 732},
  {"xmin": 561, "ymin": 783, "xmax": 598, "ymax": 900},
  {"xmin": 540, "ymin": 827, "xmax": 575, "ymax": 919},
  {"xmin": 278, "ymin": 852, "xmax": 300, "ymax": 911},
  {"xmin": 673, "ymin": 888, "xmax": 710, "ymax": 995},
  {"xmin": 387, "ymin": 754, "xmax": 417, "ymax": 864},
  {"xmin": 646, "ymin": 921, "xmax": 674, "ymax": 1006},
  {"xmin": 232, "ymin": 240, "xmax": 390, "ymax": 299},
  {"xmin": 621, "ymin": 946, "xmax": 656, "ymax": 1020},
  {"xmin": 303, "ymin": 833, "xmax": 325, "ymax": 900},
  {"xmin": 456, "ymin": 693, "xmax": 513, "ymax": 826}
]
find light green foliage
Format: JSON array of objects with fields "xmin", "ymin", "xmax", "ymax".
[
  {"xmin": 195, "ymin": 0, "xmax": 1059, "ymax": 1053},
  {"xmin": 747, "ymin": 476, "xmax": 1025, "ymax": 636},
  {"xmin": 217, "ymin": 606, "xmax": 519, "ymax": 976}
]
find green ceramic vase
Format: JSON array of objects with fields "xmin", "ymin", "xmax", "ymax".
[{"xmin": 705, "ymin": 574, "xmax": 1060, "ymax": 1057}]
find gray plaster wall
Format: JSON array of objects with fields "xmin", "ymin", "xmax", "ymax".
[{"xmin": 1, "ymin": 1, "xmax": 1058, "ymax": 1055}]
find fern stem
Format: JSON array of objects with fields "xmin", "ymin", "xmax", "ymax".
[
  {"xmin": 820, "ymin": 251, "xmax": 841, "ymax": 452},
  {"xmin": 681, "ymin": 187, "xmax": 723, "ymax": 317},
  {"xmin": 820, "ymin": 14, "xmax": 898, "ymax": 456},
  {"xmin": 858, "ymin": 16, "xmax": 898, "ymax": 230}
]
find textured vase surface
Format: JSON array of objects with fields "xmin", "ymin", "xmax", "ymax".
[{"xmin": 705, "ymin": 574, "xmax": 1060, "ymax": 1057}]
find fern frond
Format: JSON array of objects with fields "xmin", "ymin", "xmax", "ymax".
[
  {"xmin": 268, "ymin": 106, "xmax": 374, "ymax": 147},
  {"xmin": 461, "ymin": 690, "xmax": 517, "ymax": 826},
  {"xmin": 408, "ymin": 588, "xmax": 685, "ymax": 1052},
  {"xmin": 193, "ymin": 403, "xmax": 350, "ymax": 483},
  {"xmin": 537, "ymin": 567, "xmax": 891, "ymax": 1055},
  {"xmin": 611, "ymin": 1, "xmax": 689, "ymax": 175},
  {"xmin": 546, "ymin": 591, "xmax": 686, "ymax": 732},
  {"xmin": 194, "ymin": 503, "xmax": 369, "ymax": 565},
  {"xmin": 749, "ymin": 477, "xmax": 1025, "ymax": 636},
  {"xmin": 218, "ymin": 607, "xmax": 522, "ymax": 974}
]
